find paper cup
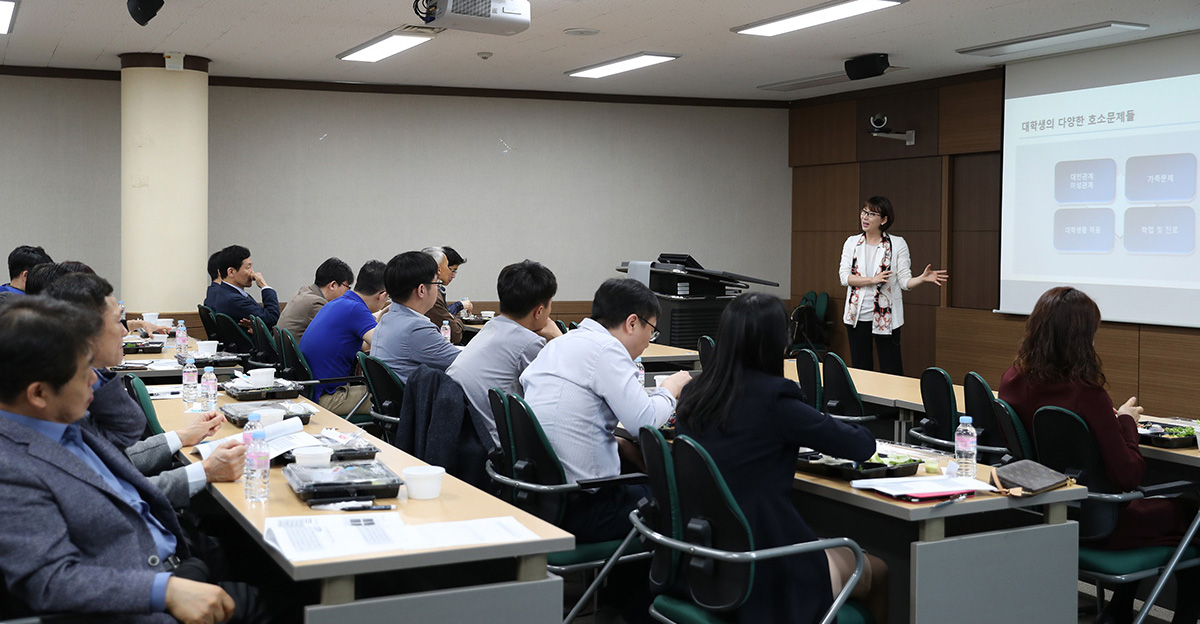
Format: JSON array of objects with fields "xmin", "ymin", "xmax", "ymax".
[
  {"xmin": 292, "ymin": 446, "xmax": 332, "ymax": 467},
  {"xmin": 654, "ymin": 374, "xmax": 670, "ymax": 388},
  {"xmin": 403, "ymin": 466, "xmax": 446, "ymax": 500},
  {"xmin": 480, "ymin": 311, "xmax": 495, "ymax": 319},
  {"xmin": 156, "ymin": 318, "xmax": 174, "ymax": 328},
  {"xmin": 141, "ymin": 312, "xmax": 159, "ymax": 324},
  {"xmin": 257, "ymin": 408, "xmax": 285, "ymax": 426},
  {"xmin": 198, "ymin": 341, "xmax": 218, "ymax": 354}
]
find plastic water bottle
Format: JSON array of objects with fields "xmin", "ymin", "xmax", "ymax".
[
  {"xmin": 635, "ymin": 357, "xmax": 646, "ymax": 387},
  {"xmin": 200, "ymin": 366, "xmax": 219, "ymax": 411},
  {"xmin": 440, "ymin": 320, "xmax": 451, "ymax": 342},
  {"xmin": 459, "ymin": 298, "xmax": 469, "ymax": 318},
  {"xmin": 955, "ymin": 416, "xmax": 977, "ymax": 479},
  {"xmin": 118, "ymin": 301, "xmax": 126, "ymax": 326},
  {"xmin": 175, "ymin": 320, "xmax": 188, "ymax": 356},
  {"xmin": 244, "ymin": 430, "xmax": 270, "ymax": 503},
  {"xmin": 181, "ymin": 358, "xmax": 199, "ymax": 404},
  {"xmin": 242, "ymin": 412, "xmax": 262, "ymax": 444}
]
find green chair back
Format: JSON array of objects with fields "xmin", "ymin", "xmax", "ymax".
[
  {"xmin": 213, "ymin": 312, "xmax": 253, "ymax": 353},
  {"xmin": 918, "ymin": 367, "xmax": 958, "ymax": 440},
  {"xmin": 196, "ymin": 304, "xmax": 218, "ymax": 341},
  {"xmin": 794, "ymin": 349, "xmax": 822, "ymax": 410},
  {"xmin": 821, "ymin": 352, "xmax": 866, "ymax": 416},
  {"xmin": 555, "ymin": 319, "xmax": 568, "ymax": 334},
  {"xmin": 697, "ymin": 336, "xmax": 716, "ymax": 370},
  {"xmin": 993, "ymin": 398, "xmax": 1034, "ymax": 461},
  {"xmin": 125, "ymin": 374, "xmax": 164, "ymax": 435},
  {"xmin": 639, "ymin": 426, "xmax": 682, "ymax": 593},
  {"xmin": 506, "ymin": 394, "xmax": 569, "ymax": 525}
]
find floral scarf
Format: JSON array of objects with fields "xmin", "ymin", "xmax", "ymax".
[{"xmin": 845, "ymin": 233, "xmax": 893, "ymax": 334}]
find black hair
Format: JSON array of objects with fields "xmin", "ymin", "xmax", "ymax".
[
  {"xmin": 443, "ymin": 246, "xmax": 466, "ymax": 267},
  {"xmin": 207, "ymin": 251, "xmax": 222, "ymax": 280},
  {"xmin": 498, "ymin": 260, "xmax": 557, "ymax": 317},
  {"xmin": 315, "ymin": 257, "xmax": 354, "ymax": 288},
  {"xmin": 0, "ymin": 296, "xmax": 102, "ymax": 403},
  {"xmin": 44, "ymin": 273, "xmax": 114, "ymax": 317},
  {"xmin": 58, "ymin": 261, "xmax": 94, "ymax": 275},
  {"xmin": 865, "ymin": 195, "xmax": 895, "ymax": 232},
  {"xmin": 218, "ymin": 245, "xmax": 251, "ymax": 279},
  {"xmin": 384, "ymin": 251, "xmax": 438, "ymax": 301},
  {"xmin": 24, "ymin": 263, "xmax": 73, "ymax": 296},
  {"xmin": 354, "ymin": 260, "xmax": 387, "ymax": 295},
  {"xmin": 675, "ymin": 292, "xmax": 789, "ymax": 433},
  {"xmin": 7, "ymin": 245, "xmax": 53, "ymax": 280},
  {"xmin": 590, "ymin": 278, "xmax": 661, "ymax": 330}
]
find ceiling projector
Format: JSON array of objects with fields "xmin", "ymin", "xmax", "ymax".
[{"xmin": 424, "ymin": 0, "xmax": 530, "ymax": 36}]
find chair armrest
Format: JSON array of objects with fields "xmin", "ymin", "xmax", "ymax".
[
  {"xmin": 484, "ymin": 460, "xmax": 579, "ymax": 494},
  {"xmin": 1138, "ymin": 480, "xmax": 1198, "ymax": 497},
  {"xmin": 577, "ymin": 473, "xmax": 648, "ymax": 488},
  {"xmin": 907, "ymin": 427, "xmax": 954, "ymax": 451},
  {"xmin": 296, "ymin": 375, "xmax": 366, "ymax": 386},
  {"xmin": 829, "ymin": 414, "xmax": 878, "ymax": 424}
]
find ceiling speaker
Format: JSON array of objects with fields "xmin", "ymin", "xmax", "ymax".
[
  {"xmin": 128, "ymin": 0, "xmax": 164, "ymax": 26},
  {"xmin": 844, "ymin": 53, "xmax": 890, "ymax": 81}
]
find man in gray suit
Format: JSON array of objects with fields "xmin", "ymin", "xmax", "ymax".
[
  {"xmin": 45, "ymin": 272, "xmax": 245, "ymax": 507},
  {"xmin": 371, "ymin": 251, "xmax": 461, "ymax": 383},
  {"xmin": 0, "ymin": 297, "xmax": 238, "ymax": 623}
]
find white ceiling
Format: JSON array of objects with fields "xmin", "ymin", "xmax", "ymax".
[{"xmin": 2, "ymin": 0, "xmax": 1198, "ymax": 101}]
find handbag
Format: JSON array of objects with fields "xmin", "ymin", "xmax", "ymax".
[{"xmin": 993, "ymin": 459, "xmax": 1070, "ymax": 496}]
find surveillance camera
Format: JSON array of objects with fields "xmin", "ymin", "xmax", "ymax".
[
  {"xmin": 477, "ymin": 51, "xmax": 493, "ymax": 60},
  {"xmin": 869, "ymin": 114, "xmax": 888, "ymax": 130}
]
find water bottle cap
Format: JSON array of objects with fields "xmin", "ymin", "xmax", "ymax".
[
  {"xmin": 960, "ymin": 416, "xmax": 973, "ymax": 424},
  {"xmin": 635, "ymin": 357, "xmax": 642, "ymax": 362},
  {"xmin": 204, "ymin": 366, "xmax": 214, "ymax": 372},
  {"xmin": 186, "ymin": 358, "xmax": 195, "ymax": 364},
  {"xmin": 252, "ymin": 431, "xmax": 265, "ymax": 440},
  {"xmin": 177, "ymin": 320, "xmax": 184, "ymax": 325},
  {"xmin": 248, "ymin": 413, "xmax": 261, "ymax": 421}
]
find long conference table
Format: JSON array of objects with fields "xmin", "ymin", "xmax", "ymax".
[{"xmin": 155, "ymin": 394, "xmax": 573, "ymax": 623}]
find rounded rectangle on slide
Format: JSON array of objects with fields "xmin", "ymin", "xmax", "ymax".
[
  {"xmin": 1125, "ymin": 153, "xmax": 1197, "ymax": 202},
  {"xmin": 1054, "ymin": 208, "xmax": 1114, "ymax": 252},
  {"xmin": 1055, "ymin": 159, "xmax": 1116, "ymax": 204},
  {"xmin": 1123, "ymin": 206, "xmax": 1195, "ymax": 254}
]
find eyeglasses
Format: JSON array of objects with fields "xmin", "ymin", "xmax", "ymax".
[
  {"xmin": 448, "ymin": 267, "xmax": 459, "ymax": 275},
  {"xmin": 638, "ymin": 316, "xmax": 660, "ymax": 342},
  {"xmin": 427, "ymin": 280, "xmax": 444, "ymax": 287},
  {"xmin": 860, "ymin": 208, "xmax": 882, "ymax": 218}
]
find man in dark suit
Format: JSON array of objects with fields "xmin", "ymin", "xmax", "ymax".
[
  {"xmin": 0, "ymin": 297, "xmax": 251, "ymax": 623},
  {"xmin": 203, "ymin": 244, "xmax": 280, "ymax": 328}
]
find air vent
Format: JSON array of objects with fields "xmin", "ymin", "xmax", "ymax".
[
  {"xmin": 399, "ymin": 24, "xmax": 446, "ymax": 35},
  {"xmin": 758, "ymin": 66, "xmax": 906, "ymax": 92},
  {"xmin": 451, "ymin": 0, "xmax": 491, "ymax": 18}
]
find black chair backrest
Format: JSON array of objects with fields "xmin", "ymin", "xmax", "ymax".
[
  {"xmin": 568, "ymin": 321, "xmax": 579, "ymax": 331},
  {"xmin": 790, "ymin": 303, "xmax": 825, "ymax": 351},
  {"xmin": 214, "ymin": 312, "xmax": 253, "ymax": 353},
  {"xmin": 488, "ymin": 388, "xmax": 516, "ymax": 502},
  {"xmin": 793, "ymin": 349, "xmax": 821, "ymax": 410},
  {"xmin": 993, "ymin": 398, "xmax": 1034, "ymax": 461},
  {"xmin": 358, "ymin": 352, "xmax": 405, "ymax": 417},
  {"xmin": 507, "ymin": 394, "xmax": 569, "ymax": 525},
  {"xmin": 821, "ymin": 352, "xmax": 866, "ymax": 416},
  {"xmin": 251, "ymin": 316, "xmax": 279, "ymax": 366},
  {"xmin": 639, "ymin": 426, "xmax": 682, "ymax": 593},
  {"xmin": 673, "ymin": 435, "xmax": 754, "ymax": 612},
  {"xmin": 697, "ymin": 336, "xmax": 716, "ymax": 370},
  {"xmin": 555, "ymin": 319, "xmax": 568, "ymax": 334},
  {"xmin": 1032, "ymin": 406, "xmax": 1119, "ymax": 540},
  {"xmin": 963, "ymin": 372, "xmax": 1003, "ymax": 448},
  {"xmin": 197, "ymin": 304, "xmax": 218, "ymax": 340},
  {"xmin": 919, "ymin": 367, "xmax": 957, "ymax": 441},
  {"xmin": 275, "ymin": 328, "xmax": 314, "ymax": 390}
]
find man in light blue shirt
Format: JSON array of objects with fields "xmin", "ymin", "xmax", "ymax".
[
  {"xmin": 521, "ymin": 278, "xmax": 691, "ymax": 543},
  {"xmin": 371, "ymin": 251, "xmax": 461, "ymax": 383},
  {"xmin": 0, "ymin": 244, "xmax": 53, "ymax": 294}
]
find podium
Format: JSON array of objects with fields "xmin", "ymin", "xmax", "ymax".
[{"xmin": 617, "ymin": 254, "xmax": 778, "ymax": 350}]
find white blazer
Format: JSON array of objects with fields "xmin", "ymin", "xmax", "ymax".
[{"xmin": 838, "ymin": 233, "xmax": 912, "ymax": 334}]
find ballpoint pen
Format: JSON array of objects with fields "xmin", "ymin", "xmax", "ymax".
[{"xmin": 932, "ymin": 493, "xmax": 970, "ymax": 509}]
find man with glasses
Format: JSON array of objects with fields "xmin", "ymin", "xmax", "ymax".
[
  {"xmin": 420, "ymin": 246, "xmax": 472, "ymax": 345},
  {"xmin": 521, "ymin": 278, "xmax": 691, "ymax": 543},
  {"xmin": 370, "ymin": 251, "xmax": 461, "ymax": 383}
]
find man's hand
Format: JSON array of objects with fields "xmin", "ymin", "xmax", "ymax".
[
  {"xmin": 177, "ymin": 412, "xmax": 225, "ymax": 447},
  {"xmin": 237, "ymin": 318, "xmax": 253, "ymax": 330},
  {"xmin": 659, "ymin": 371, "xmax": 693, "ymax": 399},
  {"xmin": 1117, "ymin": 396, "xmax": 1144, "ymax": 421},
  {"xmin": 461, "ymin": 299, "xmax": 473, "ymax": 313},
  {"xmin": 201, "ymin": 439, "xmax": 246, "ymax": 483},
  {"xmin": 252, "ymin": 272, "xmax": 268, "ymax": 289},
  {"xmin": 536, "ymin": 319, "xmax": 563, "ymax": 340},
  {"xmin": 164, "ymin": 576, "xmax": 235, "ymax": 624}
]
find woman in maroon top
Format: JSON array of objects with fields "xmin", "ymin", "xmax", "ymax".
[{"xmin": 998, "ymin": 286, "xmax": 1197, "ymax": 623}]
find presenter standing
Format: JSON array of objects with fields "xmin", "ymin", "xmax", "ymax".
[{"xmin": 838, "ymin": 196, "xmax": 947, "ymax": 374}]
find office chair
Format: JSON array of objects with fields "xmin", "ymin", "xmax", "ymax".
[
  {"xmin": 908, "ymin": 367, "xmax": 957, "ymax": 452},
  {"xmin": 992, "ymin": 398, "xmax": 1034, "ymax": 461},
  {"xmin": 196, "ymin": 304, "xmax": 218, "ymax": 341},
  {"xmin": 248, "ymin": 316, "xmax": 279, "ymax": 369},
  {"xmin": 568, "ymin": 321, "xmax": 579, "ymax": 331},
  {"xmin": 793, "ymin": 348, "xmax": 822, "ymax": 410},
  {"xmin": 1033, "ymin": 406, "xmax": 1200, "ymax": 624},
  {"xmin": 213, "ymin": 312, "xmax": 253, "ymax": 354},
  {"xmin": 357, "ymin": 352, "xmax": 403, "ymax": 438},
  {"xmin": 696, "ymin": 336, "xmax": 716, "ymax": 370},
  {"xmin": 555, "ymin": 319, "xmax": 568, "ymax": 334},
  {"xmin": 275, "ymin": 328, "xmax": 368, "ymax": 420},
  {"xmin": 122, "ymin": 374, "xmax": 164, "ymax": 435},
  {"xmin": 820, "ymin": 352, "xmax": 877, "ymax": 423}
]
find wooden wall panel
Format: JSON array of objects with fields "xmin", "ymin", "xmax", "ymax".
[
  {"xmin": 859, "ymin": 156, "xmax": 943, "ymax": 231},
  {"xmin": 792, "ymin": 164, "xmax": 860, "ymax": 232},
  {"xmin": 791, "ymin": 231, "xmax": 847, "ymax": 296},
  {"xmin": 789, "ymin": 101, "xmax": 857, "ymax": 167},
  {"xmin": 950, "ymin": 152, "xmax": 1001, "ymax": 231},
  {"xmin": 950, "ymin": 231, "xmax": 999, "ymax": 310},
  {"xmin": 470, "ymin": 300, "xmax": 591, "ymax": 325},
  {"xmin": 1139, "ymin": 327, "xmax": 1200, "ymax": 417},
  {"xmin": 898, "ymin": 231, "xmax": 942, "ymax": 307},
  {"xmin": 939, "ymin": 78, "xmax": 1003, "ymax": 155},
  {"xmin": 856, "ymin": 88, "xmax": 939, "ymax": 161},
  {"xmin": 1095, "ymin": 323, "xmax": 1140, "ymax": 407}
]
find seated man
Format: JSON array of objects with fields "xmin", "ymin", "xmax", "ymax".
[
  {"xmin": 204, "ymin": 244, "xmax": 280, "ymax": 328},
  {"xmin": 447, "ymin": 260, "xmax": 562, "ymax": 450},
  {"xmin": 521, "ymin": 278, "xmax": 691, "ymax": 542},
  {"xmin": 205, "ymin": 250, "xmax": 223, "ymax": 303},
  {"xmin": 421, "ymin": 246, "xmax": 470, "ymax": 345},
  {"xmin": 0, "ymin": 297, "xmax": 255, "ymax": 623},
  {"xmin": 371, "ymin": 251, "xmax": 460, "ymax": 383},
  {"xmin": 277, "ymin": 257, "xmax": 353, "ymax": 342},
  {"xmin": 301, "ymin": 260, "xmax": 389, "ymax": 417},
  {"xmin": 0, "ymin": 245, "xmax": 53, "ymax": 295},
  {"xmin": 45, "ymin": 272, "xmax": 244, "ymax": 507}
]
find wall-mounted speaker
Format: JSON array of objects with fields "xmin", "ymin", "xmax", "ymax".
[
  {"xmin": 845, "ymin": 53, "xmax": 890, "ymax": 81},
  {"xmin": 128, "ymin": 0, "xmax": 164, "ymax": 26}
]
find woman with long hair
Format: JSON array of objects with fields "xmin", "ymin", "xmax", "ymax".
[
  {"xmin": 999, "ymin": 286, "xmax": 1197, "ymax": 623},
  {"xmin": 675, "ymin": 292, "xmax": 887, "ymax": 623}
]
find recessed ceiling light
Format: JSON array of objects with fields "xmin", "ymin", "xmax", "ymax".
[
  {"xmin": 0, "ymin": 1, "xmax": 19, "ymax": 35},
  {"xmin": 338, "ymin": 31, "xmax": 432, "ymax": 63},
  {"xmin": 733, "ymin": 0, "xmax": 906, "ymax": 37},
  {"xmin": 563, "ymin": 28, "xmax": 600, "ymax": 36},
  {"xmin": 757, "ymin": 66, "xmax": 906, "ymax": 91},
  {"xmin": 956, "ymin": 21, "xmax": 1149, "ymax": 57},
  {"xmin": 567, "ymin": 52, "xmax": 679, "ymax": 79}
]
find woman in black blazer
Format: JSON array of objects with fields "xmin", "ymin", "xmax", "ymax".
[{"xmin": 675, "ymin": 292, "xmax": 888, "ymax": 623}]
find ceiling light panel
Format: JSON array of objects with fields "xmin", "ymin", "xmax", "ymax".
[
  {"xmin": 0, "ymin": 1, "xmax": 18, "ymax": 35},
  {"xmin": 567, "ymin": 53, "xmax": 679, "ymax": 79},
  {"xmin": 956, "ymin": 21, "xmax": 1149, "ymax": 56},
  {"xmin": 734, "ymin": 0, "xmax": 906, "ymax": 37},
  {"xmin": 339, "ymin": 33, "xmax": 432, "ymax": 63}
]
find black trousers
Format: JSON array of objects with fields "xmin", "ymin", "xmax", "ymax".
[{"xmin": 845, "ymin": 320, "xmax": 903, "ymax": 375}]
